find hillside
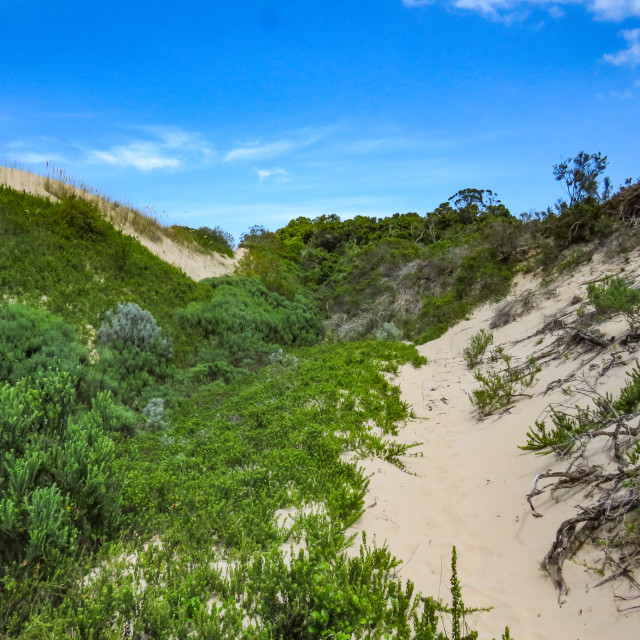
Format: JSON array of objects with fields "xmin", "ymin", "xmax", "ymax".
[
  {"xmin": 0, "ymin": 182, "xmax": 213, "ymax": 336},
  {"xmin": 0, "ymin": 166, "xmax": 238, "ymax": 281},
  {"xmin": 352, "ymin": 240, "xmax": 640, "ymax": 638},
  {"xmin": 1, "ymin": 163, "xmax": 640, "ymax": 639}
]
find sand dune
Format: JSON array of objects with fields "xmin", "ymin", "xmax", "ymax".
[
  {"xmin": 0, "ymin": 167, "xmax": 239, "ymax": 281},
  {"xmin": 348, "ymin": 245, "xmax": 640, "ymax": 639}
]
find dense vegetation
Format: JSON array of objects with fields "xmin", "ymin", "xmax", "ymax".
[
  {"xmin": 238, "ymin": 154, "xmax": 638, "ymax": 343},
  {"xmin": 0, "ymin": 186, "xmax": 212, "ymax": 336},
  {"xmin": 1, "ymin": 152, "xmax": 637, "ymax": 638}
]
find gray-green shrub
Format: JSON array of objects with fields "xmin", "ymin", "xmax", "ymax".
[
  {"xmin": 375, "ymin": 322, "xmax": 403, "ymax": 341},
  {"xmin": 96, "ymin": 302, "xmax": 173, "ymax": 406},
  {"xmin": 143, "ymin": 397, "xmax": 167, "ymax": 430},
  {"xmin": 98, "ymin": 302, "xmax": 172, "ymax": 357}
]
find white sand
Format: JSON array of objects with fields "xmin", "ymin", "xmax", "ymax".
[
  {"xmin": 0, "ymin": 167, "xmax": 239, "ymax": 281},
  {"xmin": 348, "ymin": 246, "xmax": 640, "ymax": 639}
]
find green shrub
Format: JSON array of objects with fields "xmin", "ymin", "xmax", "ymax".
[
  {"xmin": 168, "ymin": 224, "xmax": 235, "ymax": 257},
  {"xmin": 0, "ymin": 370, "xmax": 122, "ymax": 570},
  {"xmin": 522, "ymin": 365, "xmax": 640, "ymax": 455},
  {"xmin": 587, "ymin": 276, "xmax": 640, "ymax": 328},
  {"xmin": 0, "ymin": 303, "xmax": 88, "ymax": 384},
  {"xmin": 462, "ymin": 329, "xmax": 493, "ymax": 368},
  {"xmin": 469, "ymin": 351, "xmax": 540, "ymax": 416},
  {"xmin": 177, "ymin": 276, "xmax": 323, "ymax": 382}
]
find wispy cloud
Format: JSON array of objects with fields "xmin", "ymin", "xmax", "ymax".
[
  {"xmin": 3, "ymin": 141, "xmax": 68, "ymax": 166},
  {"xmin": 224, "ymin": 126, "xmax": 335, "ymax": 163},
  {"xmin": 89, "ymin": 143, "xmax": 181, "ymax": 171},
  {"xmin": 604, "ymin": 28, "xmax": 640, "ymax": 66},
  {"xmin": 224, "ymin": 140, "xmax": 294, "ymax": 162},
  {"xmin": 256, "ymin": 168, "xmax": 290, "ymax": 182},
  {"xmin": 589, "ymin": 0, "xmax": 640, "ymax": 20},
  {"xmin": 4, "ymin": 150, "xmax": 68, "ymax": 165},
  {"xmin": 402, "ymin": 0, "xmax": 640, "ymax": 21},
  {"xmin": 346, "ymin": 136, "xmax": 415, "ymax": 154},
  {"xmin": 88, "ymin": 127, "xmax": 211, "ymax": 171}
]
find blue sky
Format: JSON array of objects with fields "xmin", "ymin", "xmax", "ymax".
[{"xmin": 1, "ymin": 0, "xmax": 639, "ymax": 241}]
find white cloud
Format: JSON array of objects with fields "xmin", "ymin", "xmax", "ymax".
[
  {"xmin": 256, "ymin": 168, "xmax": 290, "ymax": 182},
  {"xmin": 89, "ymin": 143, "xmax": 181, "ymax": 171},
  {"xmin": 224, "ymin": 140, "xmax": 294, "ymax": 162},
  {"xmin": 604, "ymin": 28, "xmax": 640, "ymax": 65},
  {"xmin": 3, "ymin": 141, "xmax": 68, "ymax": 166},
  {"xmin": 224, "ymin": 127, "xmax": 334, "ymax": 163},
  {"xmin": 401, "ymin": 0, "xmax": 640, "ymax": 20},
  {"xmin": 589, "ymin": 0, "xmax": 640, "ymax": 20},
  {"xmin": 4, "ymin": 150, "xmax": 68, "ymax": 165},
  {"xmin": 88, "ymin": 127, "xmax": 211, "ymax": 171}
]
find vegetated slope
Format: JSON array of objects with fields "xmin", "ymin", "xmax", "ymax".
[
  {"xmin": 238, "ymin": 164, "xmax": 640, "ymax": 344},
  {"xmin": 0, "ymin": 184, "xmax": 212, "ymax": 336},
  {"xmin": 352, "ymin": 234, "xmax": 640, "ymax": 639},
  {"xmin": 0, "ymin": 186, "xmax": 509, "ymax": 637},
  {"xmin": 238, "ymin": 203, "xmax": 521, "ymax": 343},
  {"xmin": 1, "ymin": 156, "xmax": 638, "ymax": 639},
  {"xmin": 0, "ymin": 166, "xmax": 238, "ymax": 280}
]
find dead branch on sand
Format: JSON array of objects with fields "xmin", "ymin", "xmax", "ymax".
[{"xmin": 523, "ymin": 368, "xmax": 640, "ymax": 604}]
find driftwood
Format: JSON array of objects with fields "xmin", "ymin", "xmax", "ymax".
[
  {"xmin": 525, "ymin": 371, "xmax": 640, "ymax": 604},
  {"xmin": 543, "ymin": 490, "xmax": 640, "ymax": 603}
]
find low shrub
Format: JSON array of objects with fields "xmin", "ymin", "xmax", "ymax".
[
  {"xmin": 375, "ymin": 322, "xmax": 403, "ymax": 341},
  {"xmin": 462, "ymin": 329, "xmax": 493, "ymax": 368},
  {"xmin": 96, "ymin": 303, "xmax": 173, "ymax": 406},
  {"xmin": 177, "ymin": 276, "xmax": 323, "ymax": 382},
  {"xmin": 0, "ymin": 303, "xmax": 88, "ymax": 384},
  {"xmin": 469, "ymin": 350, "xmax": 540, "ymax": 416},
  {"xmin": 587, "ymin": 276, "xmax": 640, "ymax": 328},
  {"xmin": 97, "ymin": 302, "xmax": 172, "ymax": 358},
  {"xmin": 0, "ymin": 369, "xmax": 122, "ymax": 569}
]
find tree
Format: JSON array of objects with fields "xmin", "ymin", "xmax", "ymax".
[
  {"xmin": 553, "ymin": 151, "xmax": 609, "ymax": 207},
  {"xmin": 447, "ymin": 188, "xmax": 509, "ymax": 225}
]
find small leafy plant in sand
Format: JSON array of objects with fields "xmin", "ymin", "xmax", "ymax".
[
  {"xmin": 463, "ymin": 329, "xmax": 494, "ymax": 368},
  {"xmin": 587, "ymin": 276, "xmax": 640, "ymax": 329},
  {"xmin": 469, "ymin": 348, "xmax": 540, "ymax": 417}
]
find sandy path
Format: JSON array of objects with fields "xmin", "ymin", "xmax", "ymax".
[{"xmin": 349, "ymin": 250, "xmax": 640, "ymax": 639}]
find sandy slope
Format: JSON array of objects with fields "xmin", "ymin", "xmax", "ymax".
[
  {"xmin": 0, "ymin": 167, "xmax": 239, "ymax": 281},
  {"xmin": 348, "ymin": 246, "xmax": 640, "ymax": 639}
]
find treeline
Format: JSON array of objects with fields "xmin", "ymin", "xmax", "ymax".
[{"xmin": 238, "ymin": 152, "xmax": 639, "ymax": 342}]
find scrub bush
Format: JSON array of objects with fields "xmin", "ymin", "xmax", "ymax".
[
  {"xmin": 96, "ymin": 303, "xmax": 173, "ymax": 406},
  {"xmin": 0, "ymin": 303, "xmax": 88, "ymax": 384},
  {"xmin": 587, "ymin": 276, "xmax": 640, "ymax": 328},
  {"xmin": 143, "ymin": 397, "xmax": 167, "ymax": 430},
  {"xmin": 375, "ymin": 322, "xmax": 403, "ymax": 341},
  {"xmin": 0, "ymin": 370, "xmax": 122, "ymax": 569},
  {"xmin": 469, "ymin": 351, "xmax": 540, "ymax": 416},
  {"xmin": 178, "ymin": 276, "xmax": 322, "ymax": 381},
  {"xmin": 463, "ymin": 329, "xmax": 493, "ymax": 369},
  {"xmin": 97, "ymin": 302, "xmax": 171, "ymax": 357}
]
